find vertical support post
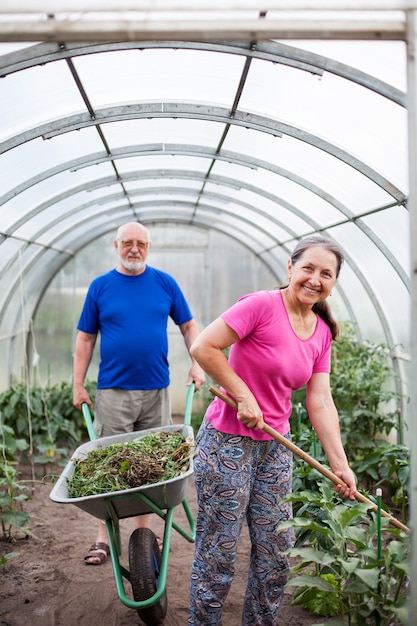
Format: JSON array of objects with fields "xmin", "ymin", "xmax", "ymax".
[{"xmin": 406, "ymin": 10, "xmax": 417, "ymax": 622}]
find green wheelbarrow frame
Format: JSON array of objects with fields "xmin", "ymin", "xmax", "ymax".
[{"xmin": 66, "ymin": 384, "xmax": 197, "ymax": 613}]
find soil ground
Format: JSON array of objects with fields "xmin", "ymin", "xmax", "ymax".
[{"xmin": 0, "ymin": 438, "xmax": 338, "ymax": 626}]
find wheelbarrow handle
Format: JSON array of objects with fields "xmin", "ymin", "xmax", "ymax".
[
  {"xmin": 184, "ymin": 382, "xmax": 196, "ymax": 426},
  {"xmin": 81, "ymin": 402, "xmax": 97, "ymax": 441},
  {"xmin": 209, "ymin": 385, "xmax": 409, "ymax": 534}
]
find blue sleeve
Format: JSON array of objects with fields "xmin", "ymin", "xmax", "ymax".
[
  {"xmin": 169, "ymin": 279, "xmax": 193, "ymax": 325},
  {"xmin": 77, "ymin": 279, "xmax": 101, "ymax": 334}
]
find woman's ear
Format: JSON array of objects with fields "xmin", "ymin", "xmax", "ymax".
[{"xmin": 287, "ymin": 258, "xmax": 292, "ymax": 282}]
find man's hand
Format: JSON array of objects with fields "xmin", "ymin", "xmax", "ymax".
[{"xmin": 73, "ymin": 386, "xmax": 93, "ymax": 411}]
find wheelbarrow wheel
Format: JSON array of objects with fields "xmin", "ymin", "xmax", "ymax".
[{"xmin": 128, "ymin": 527, "xmax": 168, "ymax": 626}]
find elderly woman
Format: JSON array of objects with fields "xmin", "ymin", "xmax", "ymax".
[{"xmin": 188, "ymin": 235, "xmax": 356, "ymax": 626}]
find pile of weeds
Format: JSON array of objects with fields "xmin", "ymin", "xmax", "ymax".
[{"xmin": 68, "ymin": 430, "xmax": 192, "ymax": 497}]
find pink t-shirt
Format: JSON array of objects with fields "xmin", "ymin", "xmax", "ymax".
[{"xmin": 205, "ymin": 290, "xmax": 332, "ymax": 440}]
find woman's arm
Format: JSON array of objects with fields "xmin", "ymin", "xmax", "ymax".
[
  {"xmin": 190, "ymin": 318, "xmax": 264, "ymax": 430},
  {"xmin": 306, "ymin": 372, "xmax": 357, "ymax": 500}
]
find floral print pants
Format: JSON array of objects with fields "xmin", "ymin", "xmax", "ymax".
[{"xmin": 188, "ymin": 418, "xmax": 294, "ymax": 626}]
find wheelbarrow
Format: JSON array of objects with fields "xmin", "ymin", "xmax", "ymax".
[{"xmin": 50, "ymin": 384, "xmax": 197, "ymax": 625}]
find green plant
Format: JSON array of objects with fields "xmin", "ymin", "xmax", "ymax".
[
  {"xmin": 0, "ymin": 465, "xmax": 31, "ymax": 539},
  {"xmin": 291, "ymin": 324, "xmax": 409, "ymax": 517},
  {"xmin": 352, "ymin": 442, "xmax": 409, "ymax": 520},
  {"xmin": 331, "ymin": 325, "xmax": 402, "ymax": 438},
  {"xmin": 0, "ymin": 380, "xmax": 96, "ymax": 465},
  {"xmin": 282, "ymin": 482, "xmax": 409, "ymax": 626},
  {"xmin": 0, "ymin": 420, "xmax": 31, "ymax": 540},
  {"xmin": 1, "ymin": 551, "xmax": 20, "ymax": 570},
  {"xmin": 291, "ymin": 571, "xmax": 340, "ymax": 617},
  {"xmin": 0, "ymin": 423, "xmax": 28, "ymax": 463}
]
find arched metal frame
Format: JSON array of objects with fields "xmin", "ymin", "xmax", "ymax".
[{"xmin": 0, "ymin": 43, "xmax": 408, "ymax": 320}]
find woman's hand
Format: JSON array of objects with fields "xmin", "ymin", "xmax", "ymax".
[
  {"xmin": 333, "ymin": 467, "xmax": 357, "ymax": 500},
  {"xmin": 236, "ymin": 396, "xmax": 265, "ymax": 431}
]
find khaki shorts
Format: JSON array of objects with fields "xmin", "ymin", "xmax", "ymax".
[{"xmin": 93, "ymin": 387, "xmax": 172, "ymax": 438}]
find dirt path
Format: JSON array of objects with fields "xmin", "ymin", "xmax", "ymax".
[{"xmin": 0, "ymin": 463, "xmax": 336, "ymax": 626}]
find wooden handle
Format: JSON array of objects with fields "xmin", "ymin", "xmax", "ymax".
[{"xmin": 209, "ymin": 385, "xmax": 409, "ymax": 533}]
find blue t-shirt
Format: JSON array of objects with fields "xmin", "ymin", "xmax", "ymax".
[{"xmin": 77, "ymin": 266, "xmax": 193, "ymax": 389}]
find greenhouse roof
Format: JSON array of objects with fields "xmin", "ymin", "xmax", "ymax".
[{"xmin": 0, "ymin": 4, "xmax": 413, "ymax": 361}]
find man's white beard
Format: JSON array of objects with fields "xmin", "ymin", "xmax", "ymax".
[{"xmin": 120, "ymin": 257, "xmax": 146, "ymax": 273}]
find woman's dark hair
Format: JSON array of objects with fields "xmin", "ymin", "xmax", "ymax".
[{"xmin": 281, "ymin": 235, "xmax": 344, "ymax": 340}]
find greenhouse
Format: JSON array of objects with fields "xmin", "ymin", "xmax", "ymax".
[{"xmin": 0, "ymin": 2, "xmax": 416, "ymax": 623}]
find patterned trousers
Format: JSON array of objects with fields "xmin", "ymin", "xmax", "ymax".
[{"xmin": 188, "ymin": 418, "xmax": 294, "ymax": 626}]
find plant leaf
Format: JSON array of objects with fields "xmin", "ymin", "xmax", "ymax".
[
  {"xmin": 285, "ymin": 574, "xmax": 336, "ymax": 592},
  {"xmin": 1, "ymin": 509, "xmax": 30, "ymax": 528},
  {"xmin": 288, "ymin": 547, "xmax": 335, "ymax": 566}
]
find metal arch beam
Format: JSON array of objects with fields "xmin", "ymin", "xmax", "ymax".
[
  {"xmin": 0, "ymin": 168, "xmax": 353, "ymax": 255},
  {"xmin": 0, "ymin": 168, "xmax": 336, "ymax": 236},
  {"xmin": 0, "ymin": 190, "xmax": 394, "ymax": 353},
  {"xmin": 0, "ymin": 40, "xmax": 407, "ymax": 291},
  {"xmin": 0, "ymin": 41, "xmax": 323, "ymax": 78},
  {"xmin": 1, "ymin": 143, "xmax": 357, "ymax": 230},
  {"xmin": 68, "ymin": 144, "xmax": 392, "ymax": 225},
  {"xmin": 69, "ymin": 148, "xmax": 414, "ymax": 288},
  {"xmin": 0, "ymin": 143, "xmax": 359, "ymax": 220},
  {"xmin": 0, "ymin": 40, "xmax": 405, "ymax": 106},
  {"xmin": 2, "ymin": 157, "xmax": 409, "ymax": 292},
  {"xmin": 1, "ymin": 148, "xmax": 409, "ymax": 289},
  {"xmin": 0, "ymin": 102, "xmax": 406, "ymax": 205},
  {"xmin": 22, "ymin": 194, "xmax": 300, "ymax": 249},
  {"xmin": 26, "ymin": 197, "xmax": 284, "ymax": 254}
]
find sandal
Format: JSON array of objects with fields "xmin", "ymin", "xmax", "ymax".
[{"xmin": 84, "ymin": 542, "xmax": 110, "ymax": 565}]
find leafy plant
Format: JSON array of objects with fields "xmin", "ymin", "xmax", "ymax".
[
  {"xmin": 291, "ymin": 324, "xmax": 409, "ymax": 518},
  {"xmin": 331, "ymin": 325, "xmax": 402, "ymax": 440},
  {"xmin": 291, "ymin": 571, "xmax": 340, "ymax": 617},
  {"xmin": 0, "ymin": 380, "xmax": 96, "ymax": 465},
  {"xmin": 0, "ymin": 466, "xmax": 31, "ymax": 540},
  {"xmin": 1, "ymin": 551, "xmax": 20, "ymax": 570},
  {"xmin": 283, "ymin": 482, "xmax": 409, "ymax": 626},
  {"xmin": 0, "ymin": 381, "xmax": 97, "ymax": 540},
  {"xmin": 0, "ymin": 420, "xmax": 31, "ymax": 540},
  {"xmin": 287, "ymin": 326, "xmax": 410, "ymax": 622}
]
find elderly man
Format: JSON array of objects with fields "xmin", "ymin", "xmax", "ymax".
[{"xmin": 73, "ymin": 221, "xmax": 205, "ymax": 564}]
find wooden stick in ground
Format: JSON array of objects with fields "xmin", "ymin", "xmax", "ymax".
[{"xmin": 208, "ymin": 385, "xmax": 409, "ymax": 534}]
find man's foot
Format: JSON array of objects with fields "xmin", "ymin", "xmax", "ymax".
[{"xmin": 84, "ymin": 542, "xmax": 110, "ymax": 565}]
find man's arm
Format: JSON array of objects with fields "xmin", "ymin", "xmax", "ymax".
[
  {"xmin": 73, "ymin": 330, "xmax": 97, "ymax": 409},
  {"xmin": 179, "ymin": 319, "xmax": 206, "ymax": 390}
]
